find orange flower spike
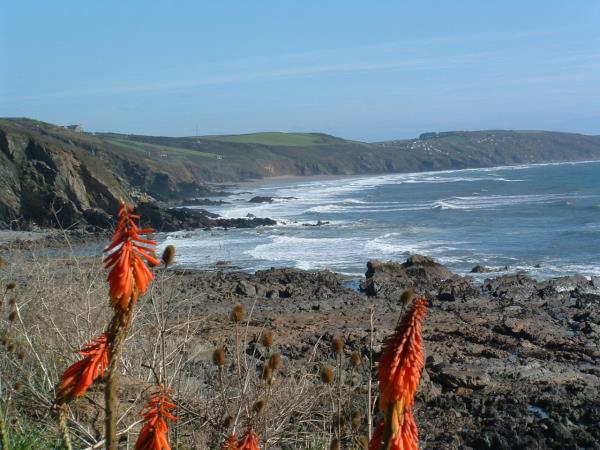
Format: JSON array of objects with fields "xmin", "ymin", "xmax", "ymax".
[
  {"xmin": 56, "ymin": 333, "xmax": 110, "ymax": 404},
  {"xmin": 104, "ymin": 202, "xmax": 158, "ymax": 311},
  {"xmin": 378, "ymin": 296, "xmax": 427, "ymax": 414},
  {"xmin": 238, "ymin": 426, "xmax": 261, "ymax": 450},
  {"xmin": 219, "ymin": 435, "xmax": 238, "ymax": 450},
  {"xmin": 135, "ymin": 386, "xmax": 177, "ymax": 450},
  {"xmin": 369, "ymin": 411, "xmax": 418, "ymax": 450}
]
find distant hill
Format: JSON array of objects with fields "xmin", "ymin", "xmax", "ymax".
[{"xmin": 1, "ymin": 118, "xmax": 600, "ymax": 229}]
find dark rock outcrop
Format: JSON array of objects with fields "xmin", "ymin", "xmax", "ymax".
[
  {"xmin": 363, "ymin": 255, "xmax": 457, "ymax": 298},
  {"xmin": 136, "ymin": 203, "xmax": 276, "ymax": 232}
]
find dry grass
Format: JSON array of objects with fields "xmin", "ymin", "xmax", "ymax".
[{"xmin": 0, "ymin": 240, "xmax": 376, "ymax": 449}]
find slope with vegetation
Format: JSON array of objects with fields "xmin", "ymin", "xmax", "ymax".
[{"xmin": 1, "ymin": 118, "xmax": 600, "ymax": 229}]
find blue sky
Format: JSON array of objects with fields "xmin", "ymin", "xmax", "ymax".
[{"xmin": 1, "ymin": 1, "xmax": 599, "ymax": 141}]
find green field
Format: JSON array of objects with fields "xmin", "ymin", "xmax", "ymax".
[
  {"xmin": 204, "ymin": 132, "xmax": 322, "ymax": 146},
  {"xmin": 106, "ymin": 137, "xmax": 220, "ymax": 159}
]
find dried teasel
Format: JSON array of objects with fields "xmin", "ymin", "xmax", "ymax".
[
  {"xmin": 400, "ymin": 287, "xmax": 414, "ymax": 308},
  {"xmin": 222, "ymin": 414, "xmax": 234, "ymax": 429},
  {"xmin": 330, "ymin": 438, "xmax": 341, "ymax": 450},
  {"xmin": 333, "ymin": 413, "xmax": 345, "ymax": 429},
  {"xmin": 6, "ymin": 341, "xmax": 16, "ymax": 352},
  {"xmin": 268, "ymin": 352, "xmax": 281, "ymax": 370},
  {"xmin": 161, "ymin": 245, "xmax": 176, "ymax": 267},
  {"xmin": 14, "ymin": 382, "xmax": 22, "ymax": 391},
  {"xmin": 351, "ymin": 410, "xmax": 362, "ymax": 430},
  {"xmin": 212, "ymin": 347, "xmax": 225, "ymax": 367},
  {"xmin": 8, "ymin": 309, "xmax": 17, "ymax": 322},
  {"xmin": 261, "ymin": 330, "xmax": 273, "ymax": 348},
  {"xmin": 351, "ymin": 350, "xmax": 362, "ymax": 368},
  {"xmin": 17, "ymin": 351, "xmax": 25, "ymax": 360},
  {"xmin": 320, "ymin": 365, "xmax": 334, "ymax": 384},
  {"xmin": 6, "ymin": 282, "xmax": 16, "ymax": 290},
  {"xmin": 358, "ymin": 435, "xmax": 369, "ymax": 449},
  {"xmin": 331, "ymin": 335, "xmax": 344, "ymax": 355},
  {"xmin": 230, "ymin": 304, "xmax": 244, "ymax": 323},
  {"xmin": 261, "ymin": 364, "xmax": 273, "ymax": 384},
  {"xmin": 252, "ymin": 399, "xmax": 265, "ymax": 416}
]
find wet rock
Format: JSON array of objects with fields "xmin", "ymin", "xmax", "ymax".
[
  {"xmin": 136, "ymin": 202, "xmax": 276, "ymax": 232},
  {"xmin": 471, "ymin": 265, "xmax": 492, "ymax": 273},
  {"xmin": 437, "ymin": 276, "xmax": 479, "ymax": 302},
  {"xmin": 437, "ymin": 368, "xmax": 491, "ymax": 390},
  {"xmin": 483, "ymin": 272, "xmax": 538, "ymax": 302},
  {"xmin": 236, "ymin": 280, "xmax": 256, "ymax": 297},
  {"xmin": 364, "ymin": 255, "xmax": 455, "ymax": 298}
]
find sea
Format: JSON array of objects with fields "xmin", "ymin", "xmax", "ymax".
[{"xmin": 159, "ymin": 160, "xmax": 600, "ymax": 280}]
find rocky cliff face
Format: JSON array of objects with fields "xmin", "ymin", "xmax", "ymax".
[{"xmin": 0, "ymin": 120, "xmax": 127, "ymax": 229}]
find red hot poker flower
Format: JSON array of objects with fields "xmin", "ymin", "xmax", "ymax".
[
  {"xmin": 134, "ymin": 385, "xmax": 177, "ymax": 450},
  {"xmin": 238, "ymin": 426, "xmax": 261, "ymax": 450},
  {"xmin": 369, "ymin": 410, "xmax": 418, "ymax": 450},
  {"xmin": 370, "ymin": 296, "xmax": 427, "ymax": 450},
  {"xmin": 378, "ymin": 296, "xmax": 427, "ymax": 414},
  {"xmin": 56, "ymin": 333, "xmax": 110, "ymax": 404},
  {"xmin": 104, "ymin": 202, "xmax": 159, "ymax": 311},
  {"xmin": 219, "ymin": 435, "xmax": 238, "ymax": 450}
]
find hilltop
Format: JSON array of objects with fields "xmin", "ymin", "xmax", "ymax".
[{"xmin": 1, "ymin": 117, "xmax": 600, "ymax": 229}]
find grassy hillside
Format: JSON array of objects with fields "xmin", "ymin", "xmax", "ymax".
[{"xmin": 1, "ymin": 117, "xmax": 600, "ymax": 228}]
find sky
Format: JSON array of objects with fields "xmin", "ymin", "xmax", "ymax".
[{"xmin": 1, "ymin": 1, "xmax": 600, "ymax": 141}]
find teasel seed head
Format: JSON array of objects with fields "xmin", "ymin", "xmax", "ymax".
[
  {"xmin": 222, "ymin": 414, "xmax": 234, "ymax": 429},
  {"xmin": 212, "ymin": 346, "xmax": 225, "ymax": 367},
  {"xmin": 7, "ymin": 341, "xmax": 16, "ymax": 352},
  {"xmin": 320, "ymin": 365, "xmax": 334, "ymax": 384},
  {"xmin": 252, "ymin": 399, "xmax": 265, "ymax": 416},
  {"xmin": 351, "ymin": 350, "xmax": 362, "ymax": 368},
  {"xmin": 8, "ymin": 309, "xmax": 17, "ymax": 322},
  {"xmin": 358, "ymin": 435, "xmax": 369, "ymax": 449},
  {"xmin": 261, "ymin": 330, "xmax": 273, "ymax": 348},
  {"xmin": 268, "ymin": 352, "xmax": 281, "ymax": 370},
  {"xmin": 17, "ymin": 351, "xmax": 25, "ymax": 360},
  {"xmin": 6, "ymin": 282, "xmax": 16, "ymax": 290},
  {"xmin": 261, "ymin": 364, "xmax": 273, "ymax": 384},
  {"xmin": 9, "ymin": 298, "xmax": 16, "ymax": 307},
  {"xmin": 230, "ymin": 304, "xmax": 244, "ymax": 323},
  {"xmin": 330, "ymin": 438, "xmax": 341, "ymax": 450},
  {"xmin": 331, "ymin": 335, "xmax": 344, "ymax": 355},
  {"xmin": 14, "ymin": 382, "xmax": 22, "ymax": 391},
  {"xmin": 162, "ymin": 245, "xmax": 176, "ymax": 267},
  {"xmin": 351, "ymin": 410, "xmax": 362, "ymax": 430},
  {"xmin": 333, "ymin": 413, "xmax": 346, "ymax": 429},
  {"xmin": 400, "ymin": 287, "xmax": 414, "ymax": 307}
]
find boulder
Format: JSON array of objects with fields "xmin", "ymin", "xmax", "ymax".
[
  {"xmin": 236, "ymin": 280, "xmax": 256, "ymax": 297},
  {"xmin": 364, "ymin": 255, "xmax": 456, "ymax": 298},
  {"xmin": 438, "ymin": 367, "xmax": 491, "ymax": 390}
]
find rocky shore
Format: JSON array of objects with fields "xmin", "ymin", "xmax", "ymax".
[
  {"xmin": 165, "ymin": 255, "xmax": 600, "ymax": 449},
  {"xmin": 2, "ymin": 227, "xmax": 598, "ymax": 448}
]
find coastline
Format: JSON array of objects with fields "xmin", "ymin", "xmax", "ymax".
[{"xmin": 221, "ymin": 158, "xmax": 600, "ymax": 190}]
